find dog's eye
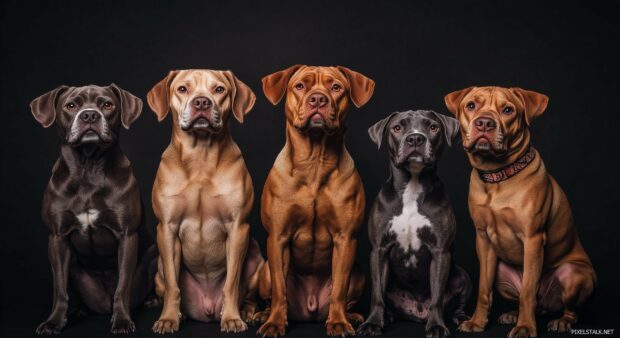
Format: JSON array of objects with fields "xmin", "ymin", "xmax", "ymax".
[
  {"xmin": 65, "ymin": 102, "xmax": 76, "ymax": 110},
  {"xmin": 430, "ymin": 125, "xmax": 439, "ymax": 132},
  {"xmin": 215, "ymin": 86, "xmax": 225, "ymax": 94},
  {"xmin": 392, "ymin": 125, "xmax": 401, "ymax": 132},
  {"xmin": 103, "ymin": 102, "xmax": 114, "ymax": 110},
  {"xmin": 177, "ymin": 86, "xmax": 187, "ymax": 93},
  {"xmin": 466, "ymin": 101, "xmax": 476, "ymax": 111},
  {"xmin": 502, "ymin": 106, "xmax": 514, "ymax": 114},
  {"xmin": 294, "ymin": 83, "xmax": 305, "ymax": 90},
  {"xmin": 331, "ymin": 83, "xmax": 342, "ymax": 92}
]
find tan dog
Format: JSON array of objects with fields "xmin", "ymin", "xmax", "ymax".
[
  {"xmin": 255, "ymin": 65, "xmax": 374, "ymax": 338},
  {"xmin": 444, "ymin": 86, "xmax": 596, "ymax": 338},
  {"xmin": 147, "ymin": 69, "xmax": 264, "ymax": 334}
]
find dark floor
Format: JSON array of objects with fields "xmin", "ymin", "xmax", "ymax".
[{"xmin": 1, "ymin": 296, "xmax": 615, "ymax": 338}]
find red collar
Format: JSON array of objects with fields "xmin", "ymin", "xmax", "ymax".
[{"xmin": 477, "ymin": 147, "xmax": 536, "ymax": 183}]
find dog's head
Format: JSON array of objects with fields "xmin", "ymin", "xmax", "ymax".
[
  {"xmin": 444, "ymin": 86, "xmax": 548, "ymax": 160},
  {"xmin": 30, "ymin": 84, "xmax": 142, "ymax": 148},
  {"xmin": 147, "ymin": 69, "xmax": 256, "ymax": 134},
  {"xmin": 368, "ymin": 110, "xmax": 459, "ymax": 171},
  {"xmin": 262, "ymin": 65, "xmax": 374, "ymax": 135}
]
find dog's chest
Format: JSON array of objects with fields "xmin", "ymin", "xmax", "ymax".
[{"xmin": 388, "ymin": 178, "xmax": 432, "ymax": 267}]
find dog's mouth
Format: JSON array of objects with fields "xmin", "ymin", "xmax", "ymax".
[
  {"xmin": 69, "ymin": 126, "xmax": 111, "ymax": 145},
  {"xmin": 396, "ymin": 149, "xmax": 432, "ymax": 167},
  {"xmin": 465, "ymin": 136, "xmax": 505, "ymax": 156},
  {"xmin": 182, "ymin": 112, "xmax": 222, "ymax": 133},
  {"xmin": 295, "ymin": 111, "xmax": 338, "ymax": 134}
]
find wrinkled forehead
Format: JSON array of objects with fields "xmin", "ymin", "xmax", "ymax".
[
  {"xmin": 466, "ymin": 87, "xmax": 523, "ymax": 109},
  {"xmin": 391, "ymin": 110, "xmax": 437, "ymax": 128},
  {"xmin": 289, "ymin": 66, "xmax": 347, "ymax": 86},
  {"xmin": 170, "ymin": 70, "xmax": 228, "ymax": 88},
  {"xmin": 63, "ymin": 85, "xmax": 115, "ymax": 103}
]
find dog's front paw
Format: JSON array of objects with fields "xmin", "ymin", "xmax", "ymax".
[
  {"xmin": 547, "ymin": 316, "xmax": 575, "ymax": 333},
  {"xmin": 251, "ymin": 308, "xmax": 271, "ymax": 325},
  {"xmin": 36, "ymin": 318, "xmax": 67, "ymax": 335},
  {"xmin": 357, "ymin": 320, "xmax": 383, "ymax": 336},
  {"xmin": 326, "ymin": 319, "xmax": 355, "ymax": 337},
  {"xmin": 507, "ymin": 324, "xmax": 537, "ymax": 338},
  {"xmin": 241, "ymin": 302, "xmax": 257, "ymax": 324},
  {"xmin": 498, "ymin": 311, "xmax": 518, "ymax": 325},
  {"xmin": 458, "ymin": 318, "xmax": 486, "ymax": 332},
  {"xmin": 111, "ymin": 318, "xmax": 136, "ymax": 334},
  {"xmin": 257, "ymin": 318, "xmax": 286, "ymax": 338},
  {"xmin": 221, "ymin": 316, "xmax": 248, "ymax": 333},
  {"xmin": 152, "ymin": 316, "xmax": 180, "ymax": 334},
  {"xmin": 425, "ymin": 323, "xmax": 450, "ymax": 338}
]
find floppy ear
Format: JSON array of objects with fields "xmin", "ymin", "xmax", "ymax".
[
  {"xmin": 368, "ymin": 112, "xmax": 398, "ymax": 149},
  {"xmin": 223, "ymin": 71, "xmax": 256, "ymax": 123},
  {"xmin": 30, "ymin": 85, "xmax": 69, "ymax": 128},
  {"xmin": 110, "ymin": 84, "xmax": 143, "ymax": 129},
  {"xmin": 430, "ymin": 111, "xmax": 460, "ymax": 147},
  {"xmin": 262, "ymin": 64, "xmax": 303, "ymax": 105},
  {"xmin": 147, "ymin": 70, "xmax": 179, "ymax": 122},
  {"xmin": 337, "ymin": 66, "xmax": 375, "ymax": 108},
  {"xmin": 510, "ymin": 87, "xmax": 549, "ymax": 126},
  {"xmin": 444, "ymin": 87, "xmax": 474, "ymax": 116}
]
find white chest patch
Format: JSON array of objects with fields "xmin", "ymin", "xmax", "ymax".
[
  {"xmin": 389, "ymin": 176, "xmax": 431, "ymax": 267},
  {"xmin": 75, "ymin": 209, "xmax": 99, "ymax": 230}
]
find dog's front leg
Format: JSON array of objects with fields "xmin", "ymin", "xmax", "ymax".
[
  {"xmin": 426, "ymin": 248, "xmax": 451, "ymax": 338},
  {"xmin": 111, "ymin": 231, "xmax": 138, "ymax": 333},
  {"xmin": 459, "ymin": 230, "xmax": 497, "ymax": 333},
  {"xmin": 257, "ymin": 228, "xmax": 291, "ymax": 338},
  {"xmin": 36, "ymin": 234, "xmax": 71, "ymax": 335},
  {"xmin": 357, "ymin": 245, "xmax": 389, "ymax": 336},
  {"xmin": 152, "ymin": 223, "xmax": 182, "ymax": 334},
  {"xmin": 326, "ymin": 233, "xmax": 357, "ymax": 337},
  {"xmin": 508, "ymin": 234, "xmax": 544, "ymax": 338},
  {"xmin": 221, "ymin": 221, "xmax": 250, "ymax": 332}
]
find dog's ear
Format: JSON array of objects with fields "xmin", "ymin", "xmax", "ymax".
[
  {"xmin": 224, "ymin": 71, "xmax": 256, "ymax": 123},
  {"xmin": 30, "ymin": 85, "xmax": 69, "ymax": 128},
  {"xmin": 430, "ymin": 111, "xmax": 460, "ymax": 147},
  {"xmin": 510, "ymin": 87, "xmax": 549, "ymax": 126},
  {"xmin": 368, "ymin": 112, "xmax": 398, "ymax": 149},
  {"xmin": 337, "ymin": 66, "xmax": 375, "ymax": 108},
  {"xmin": 110, "ymin": 84, "xmax": 143, "ymax": 129},
  {"xmin": 262, "ymin": 64, "xmax": 303, "ymax": 105},
  {"xmin": 444, "ymin": 87, "xmax": 474, "ymax": 116},
  {"xmin": 147, "ymin": 70, "xmax": 179, "ymax": 122}
]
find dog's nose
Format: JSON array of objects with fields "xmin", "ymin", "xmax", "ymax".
[
  {"xmin": 406, "ymin": 133, "xmax": 426, "ymax": 147},
  {"xmin": 192, "ymin": 96, "xmax": 212, "ymax": 110},
  {"xmin": 474, "ymin": 117, "xmax": 496, "ymax": 132},
  {"xmin": 307, "ymin": 93, "xmax": 328, "ymax": 108},
  {"xmin": 79, "ymin": 110, "xmax": 100, "ymax": 124}
]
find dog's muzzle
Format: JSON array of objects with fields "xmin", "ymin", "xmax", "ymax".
[
  {"xmin": 67, "ymin": 109, "xmax": 111, "ymax": 145},
  {"xmin": 396, "ymin": 132, "xmax": 432, "ymax": 166},
  {"xmin": 465, "ymin": 116, "xmax": 505, "ymax": 155},
  {"xmin": 180, "ymin": 96, "xmax": 222, "ymax": 132}
]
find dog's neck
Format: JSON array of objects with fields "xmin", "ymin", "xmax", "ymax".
[
  {"xmin": 389, "ymin": 161, "xmax": 438, "ymax": 193},
  {"xmin": 284, "ymin": 123, "xmax": 345, "ymax": 168},
  {"xmin": 170, "ymin": 126, "xmax": 234, "ymax": 170},
  {"xmin": 58, "ymin": 143, "xmax": 122, "ymax": 175}
]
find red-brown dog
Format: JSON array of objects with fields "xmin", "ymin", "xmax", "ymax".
[
  {"xmin": 445, "ymin": 86, "xmax": 596, "ymax": 338},
  {"xmin": 255, "ymin": 65, "xmax": 374, "ymax": 337}
]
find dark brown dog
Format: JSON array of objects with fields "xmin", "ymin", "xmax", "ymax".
[
  {"xmin": 30, "ymin": 85, "xmax": 157, "ymax": 334},
  {"xmin": 444, "ymin": 86, "xmax": 596, "ymax": 338},
  {"xmin": 255, "ymin": 65, "xmax": 374, "ymax": 338}
]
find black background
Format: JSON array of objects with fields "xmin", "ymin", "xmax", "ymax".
[{"xmin": 1, "ymin": 1, "xmax": 619, "ymax": 337}]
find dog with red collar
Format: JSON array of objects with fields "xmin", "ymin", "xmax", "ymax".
[{"xmin": 444, "ymin": 86, "xmax": 596, "ymax": 338}]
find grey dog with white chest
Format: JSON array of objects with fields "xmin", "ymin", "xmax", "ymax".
[{"xmin": 358, "ymin": 110, "xmax": 471, "ymax": 338}]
